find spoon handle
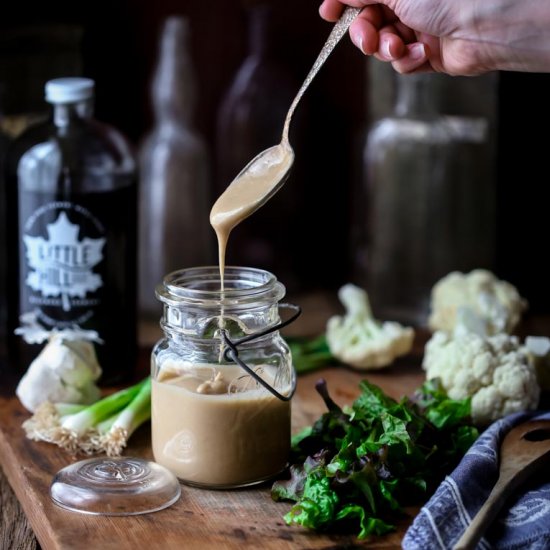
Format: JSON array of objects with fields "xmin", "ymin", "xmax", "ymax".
[
  {"xmin": 453, "ymin": 476, "xmax": 513, "ymax": 550},
  {"xmin": 282, "ymin": 6, "xmax": 361, "ymax": 142},
  {"xmin": 454, "ymin": 420, "xmax": 550, "ymax": 550}
]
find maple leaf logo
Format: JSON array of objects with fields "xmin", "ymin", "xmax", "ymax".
[{"xmin": 23, "ymin": 212, "xmax": 106, "ymax": 311}]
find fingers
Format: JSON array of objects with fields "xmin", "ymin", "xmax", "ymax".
[
  {"xmin": 391, "ymin": 43, "xmax": 431, "ymax": 73},
  {"xmin": 319, "ymin": 0, "xmax": 344, "ymax": 22},
  {"xmin": 346, "ymin": 4, "xmax": 417, "ymax": 61},
  {"xmin": 319, "ymin": 0, "xmax": 434, "ymax": 74},
  {"xmin": 349, "ymin": 7, "xmax": 384, "ymax": 54},
  {"xmin": 394, "ymin": 21, "xmax": 416, "ymax": 44},
  {"xmin": 350, "ymin": 16, "xmax": 408, "ymax": 61},
  {"xmin": 319, "ymin": 0, "xmax": 373, "ymax": 22},
  {"xmin": 378, "ymin": 24, "xmax": 406, "ymax": 60}
]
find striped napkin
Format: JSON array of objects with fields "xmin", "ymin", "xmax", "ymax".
[{"xmin": 403, "ymin": 411, "xmax": 550, "ymax": 550}]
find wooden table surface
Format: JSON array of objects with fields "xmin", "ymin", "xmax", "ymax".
[
  {"xmin": 0, "ymin": 291, "xmax": 342, "ymax": 550},
  {"xmin": 4, "ymin": 293, "xmax": 545, "ymax": 549},
  {"xmin": 0, "ymin": 465, "xmax": 38, "ymax": 550},
  {"xmin": 1, "ymin": 363, "xmax": 426, "ymax": 550}
]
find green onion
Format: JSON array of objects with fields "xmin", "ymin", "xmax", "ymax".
[
  {"xmin": 60, "ymin": 379, "xmax": 144, "ymax": 435},
  {"xmin": 286, "ymin": 335, "xmax": 334, "ymax": 374},
  {"xmin": 23, "ymin": 377, "xmax": 151, "ymax": 456},
  {"xmin": 101, "ymin": 378, "xmax": 152, "ymax": 456}
]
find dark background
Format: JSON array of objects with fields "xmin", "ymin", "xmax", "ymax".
[{"xmin": 1, "ymin": 0, "xmax": 549, "ymax": 323}]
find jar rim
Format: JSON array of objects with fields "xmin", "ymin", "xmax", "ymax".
[{"xmin": 155, "ymin": 266, "xmax": 285, "ymax": 307}]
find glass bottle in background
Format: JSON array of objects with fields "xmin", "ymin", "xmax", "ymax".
[
  {"xmin": 139, "ymin": 16, "xmax": 212, "ymax": 321},
  {"xmin": 362, "ymin": 73, "xmax": 494, "ymax": 325},
  {"xmin": 6, "ymin": 78, "xmax": 137, "ymax": 384},
  {"xmin": 216, "ymin": 1, "xmax": 302, "ymax": 289}
]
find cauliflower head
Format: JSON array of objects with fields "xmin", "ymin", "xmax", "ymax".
[
  {"xmin": 423, "ymin": 331, "xmax": 539, "ymax": 426},
  {"xmin": 16, "ymin": 334, "xmax": 102, "ymax": 412},
  {"xmin": 429, "ymin": 269, "xmax": 527, "ymax": 335},
  {"xmin": 326, "ymin": 284, "xmax": 414, "ymax": 369}
]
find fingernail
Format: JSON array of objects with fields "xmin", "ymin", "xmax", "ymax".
[
  {"xmin": 382, "ymin": 40, "xmax": 393, "ymax": 60},
  {"xmin": 353, "ymin": 32, "xmax": 366, "ymax": 54},
  {"xmin": 409, "ymin": 43, "xmax": 426, "ymax": 60}
]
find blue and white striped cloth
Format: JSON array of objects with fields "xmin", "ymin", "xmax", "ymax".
[{"xmin": 403, "ymin": 411, "xmax": 550, "ymax": 550}]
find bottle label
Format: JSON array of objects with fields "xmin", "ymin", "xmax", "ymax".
[{"xmin": 21, "ymin": 201, "xmax": 106, "ymax": 325}]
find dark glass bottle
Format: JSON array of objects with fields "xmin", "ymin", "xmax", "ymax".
[
  {"xmin": 139, "ymin": 16, "xmax": 212, "ymax": 321},
  {"xmin": 6, "ymin": 78, "xmax": 137, "ymax": 384}
]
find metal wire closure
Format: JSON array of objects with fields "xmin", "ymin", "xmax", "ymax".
[{"xmin": 220, "ymin": 303, "xmax": 301, "ymax": 402}]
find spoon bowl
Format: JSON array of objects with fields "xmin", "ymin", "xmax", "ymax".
[{"xmin": 210, "ymin": 142, "xmax": 295, "ymax": 235}]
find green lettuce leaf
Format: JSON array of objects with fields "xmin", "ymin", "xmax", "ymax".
[{"xmin": 272, "ymin": 377, "xmax": 479, "ymax": 539}]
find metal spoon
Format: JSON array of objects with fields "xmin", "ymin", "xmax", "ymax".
[
  {"xmin": 454, "ymin": 420, "xmax": 550, "ymax": 550},
  {"xmin": 281, "ymin": 5, "xmax": 361, "ymax": 146},
  {"xmin": 210, "ymin": 6, "xmax": 361, "ymax": 234}
]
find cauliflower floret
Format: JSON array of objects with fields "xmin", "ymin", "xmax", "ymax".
[
  {"xmin": 16, "ymin": 334, "xmax": 102, "ymax": 413},
  {"xmin": 429, "ymin": 269, "xmax": 527, "ymax": 335},
  {"xmin": 326, "ymin": 284, "xmax": 414, "ymax": 369},
  {"xmin": 423, "ymin": 331, "xmax": 539, "ymax": 425}
]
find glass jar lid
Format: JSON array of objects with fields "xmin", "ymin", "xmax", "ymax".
[{"xmin": 50, "ymin": 457, "xmax": 181, "ymax": 516}]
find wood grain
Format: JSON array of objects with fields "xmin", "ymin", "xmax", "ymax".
[
  {"xmin": 0, "ymin": 360, "xmax": 425, "ymax": 550},
  {"xmin": 0, "ymin": 302, "xmax": 428, "ymax": 550},
  {"xmin": 1, "ymin": 465, "xmax": 38, "ymax": 550}
]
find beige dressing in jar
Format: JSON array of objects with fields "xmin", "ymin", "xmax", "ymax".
[
  {"xmin": 151, "ymin": 266, "xmax": 294, "ymax": 488},
  {"xmin": 152, "ymin": 362, "xmax": 291, "ymax": 487}
]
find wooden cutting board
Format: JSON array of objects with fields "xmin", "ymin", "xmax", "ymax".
[
  {"xmin": 0, "ymin": 360, "xmax": 425, "ymax": 550},
  {"xmin": 1, "ymin": 294, "xmax": 428, "ymax": 550}
]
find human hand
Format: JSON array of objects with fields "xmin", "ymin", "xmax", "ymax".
[{"xmin": 320, "ymin": 0, "xmax": 550, "ymax": 75}]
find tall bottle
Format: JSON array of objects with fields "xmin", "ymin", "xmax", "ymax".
[
  {"xmin": 362, "ymin": 73, "xmax": 494, "ymax": 325},
  {"xmin": 139, "ymin": 17, "xmax": 212, "ymax": 321},
  {"xmin": 6, "ymin": 77, "xmax": 137, "ymax": 383},
  {"xmin": 216, "ymin": 2, "xmax": 301, "ymax": 287}
]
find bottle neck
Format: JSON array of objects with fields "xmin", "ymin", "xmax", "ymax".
[
  {"xmin": 52, "ymin": 99, "xmax": 93, "ymax": 128},
  {"xmin": 152, "ymin": 17, "xmax": 196, "ymax": 125},
  {"xmin": 394, "ymin": 76, "xmax": 438, "ymax": 118}
]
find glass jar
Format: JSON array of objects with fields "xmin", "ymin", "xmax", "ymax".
[{"xmin": 151, "ymin": 266, "xmax": 296, "ymax": 489}]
